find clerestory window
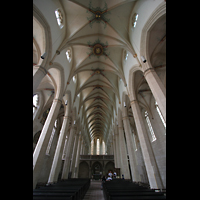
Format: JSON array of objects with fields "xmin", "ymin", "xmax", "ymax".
[
  {"xmin": 145, "ymin": 111, "xmax": 156, "ymax": 142},
  {"xmin": 66, "ymin": 49, "xmax": 71, "ymax": 62},
  {"xmin": 155, "ymin": 101, "xmax": 166, "ymax": 133},
  {"xmin": 132, "ymin": 13, "xmax": 138, "ymax": 28},
  {"xmin": 102, "ymin": 141, "xmax": 105, "ymax": 155},
  {"xmin": 91, "ymin": 139, "xmax": 94, "ymax": 155},
  {"xmin": 33, "ymin": 94, "xmax": 39, "ymax": 114},
  {"xmin": 46, "ymin": 119, "xmax": 58, "ymax": 155},
  {"xmin": 96, "ymin": 138, "xmax": 100, "ymax": 155},
  {"xmin": 55, "ymin": 9, "xmax": 64, "ymax": 29}
]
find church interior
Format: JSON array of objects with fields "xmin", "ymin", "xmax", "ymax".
[{"xmin": 33, "ymin": 0, "xmax": 166, "ymax": 198}]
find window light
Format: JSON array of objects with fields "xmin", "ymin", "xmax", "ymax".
[
  {"xmin": 155, "ymin": 101, "xmax": 166, "ymax": 131},
  {"xmin": 145, "ymin": 111, "xmax": 156, "ymax": 142},
  {"xmin": 132, "ymin": 13, "xmax": 138, "ymax": 28},
  {"xmin": 73, "ymin": 76, "xmax": 76, "ymax": 83},
  {"xmin": 66, "ymin": 49, "xmax": 71, "ymax": 62},
  {"xmin": 33, "ymin": 94, "xmax": 39, "ymax": 114},
  {"xmin": 55, "ymin": 9, "xmax": 64, "ymax": 29},
  {"xmin": 135, "ymin": 14, "xmax": 138, "ymax": 21},
  {"xmin": 97, "ymin": 138, "xmax": 100, "ymax": 155}
]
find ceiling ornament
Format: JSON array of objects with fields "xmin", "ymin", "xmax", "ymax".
[
  {"xmin": 87, "ymin": 38, "xmax": 109, "ymax": 58},
  {"xmin": 87, "ymin": 1, "xmax": 111, "ymax": 28},
  {"xmin": 92, "ymin": 85, "xmax": 104, "ymax": 91},
  {"xmin": 90, "ymin": 68, "xmax": 106, "ymax": 77}
]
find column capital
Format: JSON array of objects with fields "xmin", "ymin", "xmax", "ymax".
[
  {"xmin": 53, "ymin": 98, "xmax": 62, "ymax": 104},
  {"xmin": 143, "ymin": 67, "xmax": 155, "ymax": 77},
  {"xmin": 122, "ymin": 116, "xmax": 129, "ymax": 120},
  {"xmin": 130, "ymin": 99, "xmax": 137, "ymax": 105},
  {"xmin": 63, "ymin": 116, "xmax": 71, "ymax": 120}
]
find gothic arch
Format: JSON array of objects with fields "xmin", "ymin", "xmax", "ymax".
[
  {"xmin": 104, "ymin": 161, "xmax": 115, "ymax": 175},
  {"xmin": 33, "ymin": 4, "xmax": 52, "ymax": 69},
  {"xmin": 91, "ymin": 161, "xmax": 103, "ymax": 175},
  {"xmin": 128, "ymin": 65, "xmax": 144, "ymax": 101},
  {"xmin": 78, "ymin": 161, "xmax": 89, "ymax": 178},
  {"xmin": 140, "ymin": 1, "xmax": 166, "ymax": 68},
  {"xmin": 48, "ymin": 62, "xmax": 65, "ymax": 100}
]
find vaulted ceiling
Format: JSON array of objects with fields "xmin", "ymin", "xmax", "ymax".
[{"xmin": 55, "ymin": 0, "xmax": 137, "ymax": 141}]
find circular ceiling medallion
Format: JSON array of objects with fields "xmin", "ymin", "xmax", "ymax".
[
  {"xmin": 95, "ymin": 11, "xmax": 101, "ymax": 19},
  {"xmin": 93, "ymin": 44, "xmax": 103, "ymax": 56}
]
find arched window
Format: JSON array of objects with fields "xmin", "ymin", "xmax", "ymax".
[
  {"xmin": 66, "ymin": 49, "xmax": 71, "ymax": 62},
  {"xmin": 91, "ymin": 139, "xmax": 94, "ymax": 155},
  {"xmin": 55, "ymin": 9, "xmax": 64, "ymax": 29},
  {"xmin": 73, "ymin": 75, "xmax": 77, "ymax": 83},
  {"xmin": 46, "ymin": 119, "xmax": 58, "ymax": 155},
  {"xmin": 145, "ymin": 111, "xmax": 156, "ymax": 142},
  {"xmin": 132, "ymin": 13, "xmax": 138, "ymax": 28},
  {"xmin": 155, "ymin": 101, "xmax": 166, "ymax": 132},
  {"xmin": 62, "ymin": 136, "xmax": 68, "ymax": 160},
  {"xmin": 33, "ymin": 94, "xmax": 39, "ymax": 114},
  {"xmin": 96, "ymin": 138, "xmax": 100, "ymax": 155},
  {"xmin": 102, "ymin": 141, "xmax": 105, "ymax": 155},
  {"xmin": 124, "ymin": 50, "xmax": 128, "ymax": 61}
]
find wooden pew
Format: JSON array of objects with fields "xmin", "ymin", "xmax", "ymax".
[
  {"xmin": 33, "ymin": 178, "xmax": 90, "ymax": 200},
  {"xmin": 103, "ymin": 179, "xmax": 166, "ymax": 200}
]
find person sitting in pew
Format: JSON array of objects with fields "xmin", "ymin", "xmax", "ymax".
[
  {"xmin": 106, "ymin": 175, "xmax": 112, "ymax": 181},
  {"xmin": 113, "ymin": 171, "xmax": 117, "ymax": 179}
]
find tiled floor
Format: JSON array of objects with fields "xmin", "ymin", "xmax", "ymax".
[{"xmin": 83, "ymin": 180, "xmax": 104, "ymax": 200}]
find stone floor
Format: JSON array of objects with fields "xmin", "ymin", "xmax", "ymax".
[{"xmin": 82, "ymin": 180, "xmax": 104, "ymax": 200}]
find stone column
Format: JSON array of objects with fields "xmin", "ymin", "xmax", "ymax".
[
  {"xmin": 80, "ymin": 140, "xmax": 84, "ymax": 155},
  {"xmin": 93, "ymin": 139, "xmax": 96, "ymax": 155},
  {"xmin": 112, "ymin": 135, "xmax": 118, "ymax": 167},
  {"xmin": 99, "ymin": 139, "xmax": 102, "ymax": 155},
  {"xmin": 118, "ymin": 122, "xmax": 130, "ymax": 179},
  {"xmin": 70, "ymin": 131, "xmax": 79, "ymax": 177},
  {"xmin": 115, "ymin": 126, "xmax": 121, "ymax": 169},
  {"xmin": 122, "ymin": 115, "xmax": 140, "ymax": 182},
  {"xmin": 82, "ymin": 144, "xmax": 85, "ymax": 155},
  {"xmin": 130, "ymin": 99, "xmax": 164, "ymax": 189},
  {"xmin": 33, "ymin": 98, "xmax": 62, "ymax": 189},
  {"xmin": 143, "ymin": 67, "xmax": 166, "ymax": 122},
  {"xmin": 47, "ymin": 114, "xmax": 71, "ymax": 184},
  {"xmin": 74, "ymin": 134, "xmax": 82, "ymax": 178},
  {"xmin": 33, "ymin": 65, "xmax": 48, "ymax": 95},
  {"xmin": 61, "ymin": 125, "xmax": 76, "ymax": 180},
  {"xmin": 84, "ymin": 145, "xmax": 88, "ymax": 155}
]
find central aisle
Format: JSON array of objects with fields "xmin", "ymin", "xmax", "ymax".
[{"xmin": 83, "ymin": 180, "xmax": 104, "ymax": 200}]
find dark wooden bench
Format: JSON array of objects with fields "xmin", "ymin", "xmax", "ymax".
[
  {"xmin": 110, "ymin": 196, "xmax": 166, "ymax": 200},
  {"xmin": 103, "ymin": 179, "xmax": 166, "ymax": 200},
  {"xmin": 33, "ymin": 196, "xmax": 72, "ymax": 200},
  {"xmin": 33, "ymin": 178, "xmax": 90, "ymax": 200},
  {"xmin": 108, "ymin": 192, "xmax": 166, "ymax": 196}
]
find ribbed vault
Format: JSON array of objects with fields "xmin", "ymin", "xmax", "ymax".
[{"xmin": 55, "ymin": 0, "xmax": 137, "ymax": 141}]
